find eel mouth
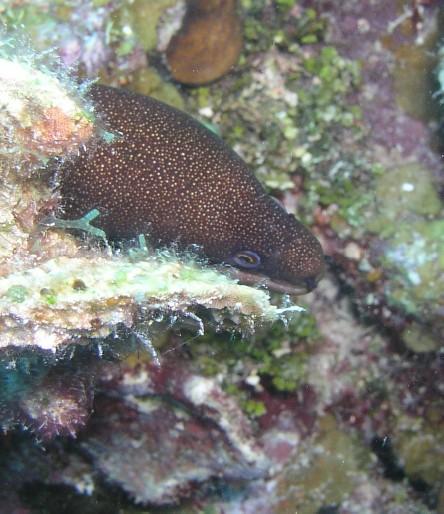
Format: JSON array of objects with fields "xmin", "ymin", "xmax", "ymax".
[{"xmin": 225, "ymin": 268, "xmax": 319, "ymax": 296}]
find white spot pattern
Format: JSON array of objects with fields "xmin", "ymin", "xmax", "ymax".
[{"xmin": 61, "ymin": 85, "xmax": 324, "ymax": 285}]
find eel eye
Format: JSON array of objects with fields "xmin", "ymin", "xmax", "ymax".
[{"xmin": 231, "ymin": 250, "xmax": 261, "ymax": 270}]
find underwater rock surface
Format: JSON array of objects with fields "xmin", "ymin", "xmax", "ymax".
[{"xmin": 82, "ymin": 361, "xmax": 270, "ymax": 504}]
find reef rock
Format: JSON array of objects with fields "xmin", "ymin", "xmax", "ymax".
[{"xmin": 83, "ymin": 379, "xmax": 269, "ymax": 505}]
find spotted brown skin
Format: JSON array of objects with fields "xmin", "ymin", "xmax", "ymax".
[{"xmin": 60, "ymin": 85, "xmax": 324, "ymax": 294}]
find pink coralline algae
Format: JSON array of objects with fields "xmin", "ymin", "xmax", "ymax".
[
  {"xmin": 18, "ymin": 368, "xmax": 94, "ymax": 440},
  {"xmin": 82, "ymin": 360, "xmax": 269, "ymax": 504}
]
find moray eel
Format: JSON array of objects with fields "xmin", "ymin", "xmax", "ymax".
[{"xmin": 60, "ymin": 85, "xmax": 325, "ymax": 294}]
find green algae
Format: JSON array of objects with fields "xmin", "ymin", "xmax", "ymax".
[
  {"xmin": 190, "ymin": 309, "xmax": 320, "ymax": 417},
  {"xmin": 266, "ymin": 352, "xmax": 307, "ymax": 392},
  {"xmin": 382, "ymin": 218, "xmax": 444, "ymax": 314},
  {"xmin": 364, "ymin": 163, "xmax": 444, "ymax": 325},
  {"xmin": 126, "ymin": 67, "xmax": 184, "ymax": 110},
  {"xmin": 242, "ymin": 1, "xmax": 325, "ymax": 52},
  {"xmin": 190, "ymin": 3, "xmax": 362, "ymax": 194},
  {"xmin": 395, "ymin": 420, "xmax": 444, "ymax": 485},
  {"xmin": 241, "ymin": 0, "xmax": 274, "ymax": 53},
  {"xmin": 40, "ymin": 287, "xmax": 58, "ymax": 306},
  {"xmin": 114, "ymin": 0, "xmax": 177, "ymax": 52},
  {"xmin": 0, "ymin": 2, "xmax": 64, "ymax": 51},
  {"xmin": 5, "ymin": 285, "xmax": 28, "ymax": 303},
  {"xmin": 275, "ymin": 415, "xmax": 372, "ymax": 514},
  {"xmin": 305, "ymin": 157, "xmax": 377, "ymax": 234},
  {"xmin": 402, "ymin": 323, "xmax": 440, "ymax": 353},
  {"xmin": 274, "ymin": 0, "xmax": 298, "ymax": 12},
  {"xmin": 367, "ymin": 163, "xmax": 442, "ymax": 234},
  {"xmin": 224, "ymin": 382, "xmax": 267, "ymax": 419},
  {"xmin": 390, "ymin": 28, "xmax": 439, "ymax": 122}
]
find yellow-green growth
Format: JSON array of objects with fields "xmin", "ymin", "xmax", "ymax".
[{"xmin": 0, "ymin": 254, "xmax": 286, "ymax": 351}]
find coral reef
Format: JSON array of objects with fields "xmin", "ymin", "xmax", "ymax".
[
  {"xmin": 1, "ymin": 1, "xmax": 444, "ymax": 513},
  {"xmin": 0, "ymin": 57, "xmax": 92, "ymax": 168},
  {"xmin": 0, "ymin": 357, "xmax": 271, "ymax": 507},
  {"xmin": 303, "ymin": 0, "xmax": 444, "ymax": 353},
  {"xmin": 0, "ymin": 36, "xmax": 94, "ymax": 277}
]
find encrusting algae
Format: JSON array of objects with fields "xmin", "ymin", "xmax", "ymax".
[
  {"xmin": 0, "ymin": 33, "xmax": 95, "ymax": 275},
  {"xmin": 0, "ymin": 254, "xmax": 285, "ymax": 350}
]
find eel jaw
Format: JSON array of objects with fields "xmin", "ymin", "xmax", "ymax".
[{"xmin": 224, "ymin": 267, "xmax": 318, "ymax": 296}]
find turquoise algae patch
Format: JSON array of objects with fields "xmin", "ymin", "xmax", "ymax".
[{"xmin": 5, "ymin": 285, "xmax": 28, "ymax": 303}]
